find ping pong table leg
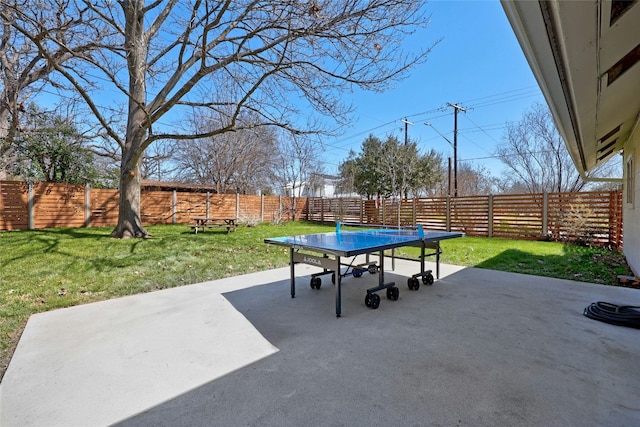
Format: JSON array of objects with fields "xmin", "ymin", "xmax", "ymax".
[
  {"xmin": 335, "ymin": 255, "xmax": 342, "ymax": 317},
  {"xmin": 289, "ymin": 247, "xmax": 295, "ymax": 298},
  {"xmin": 378, "ymin": 250, "xmax": 385, "ymax": 287},
  {"xmin": 435, "ymin": 241, "xmax": 440, "ymax": 279},
  {"xmin": 420, "ymin": 241, "xmax": 425, "ymax": 277}
]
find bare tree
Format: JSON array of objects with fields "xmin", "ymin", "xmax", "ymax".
[
  {"xmin": 175, "ymin": 111, "xmax": 278, "ymax": 194},
  {"xmin": 497, "ymin": 102, "xmax": 589, "ymax": 193},
  {"xmin": 497, "ymin": 103, "xmax": 622, "ymax": 193},
  {"xmin": 455, "ymin": 162, "xmax": 495, "ymax": 196},
  {"xmin": 141, "ymin": 140, "xmax": 179, "ymax": 182},
  {"xmin": 0, "ymin": 1, "xmax": 108, "ymax": 178},
  {"xmin": 273, "ymin": 133, "xmax": 323, "ymax": 219},
  {"xmin": 7, "ymin": 0, "xmax": 435, "ymax": 237}
]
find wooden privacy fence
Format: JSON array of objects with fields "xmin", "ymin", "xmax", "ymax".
[
  {"xmin": 0, "ymin": 180, "xmax": 306, "ymax": 230},
  {"xmin": 307, "ymin": 191, "xmax": 623, "ymax": 249}
]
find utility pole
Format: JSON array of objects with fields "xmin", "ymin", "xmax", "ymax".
[
  {"xmin": 399, "ymin": 118, "xmax": 414, "ymax": 200},
  {"xmin": 401, "ymin": 118, "xmax": 414, "ymax": 145},
  {"xmin": 447, "ymin": 103, "xmax": 466, "ymax": 197}
]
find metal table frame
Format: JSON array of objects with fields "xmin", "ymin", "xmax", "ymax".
[{"xmin": 265, "ymin": 224, "xmax": 463, "ymax": 317}]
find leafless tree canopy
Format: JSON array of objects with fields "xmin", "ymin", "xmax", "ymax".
[
  {"xmin": 175, "ymin": 111, "xmax": 279, "ymax": 194},
  {"xmin": 272, "ymin": 132, "xmax": 324, "ymax": 219},
  {"xmin": 0, "ymin": 0, "xmax": 107, "ymax": 177},
  {"xmin": 497, "ymin": 102, "xmax": 586, "ymax": 194},
  {"xmin": 4, "ymin": 0, "xmax": 434, "ymax": 237},
  {"xmin": 455, "ymin": 162, "xmax": 495, "ymax": 196},
  {"xmin": 273, "ymin": 132, "xmax": 323, "ymax": 196}
]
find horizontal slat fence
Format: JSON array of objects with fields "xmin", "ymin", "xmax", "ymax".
[
  {"xmin": 492, "ymin": 193, "xmax": 544, "ymax": 240},
  {"xmin": 0, "ymin": 181, "xmax": 29, "ymax": 230},
  {"xmin": 0, "ymin": 180, "xmax": 307, "ymax": 231},
  {"xmin": 415, "ymin": 197, "xmax": 448, "ymax": 231},
  {"xmin": 89, "ymin": 188, "xmax": 119, "ymax": 227},
  {"xmin": 0, "ymin": 180, "xmax": 624, "ymax": 249},
  {"xmin": 307, "ymin": 190, "xmax": 623, "ymax": 249},
  {"xmin": 450, "ymin": 196, "xmax": 490, "ymax": 236},
  {"xmin": 547, "ymin": 191, "xmax": 623, "ymax": 246},
  {"xmin": 32, "ymin": 183, "xmax": 86, "ymax": 229}
]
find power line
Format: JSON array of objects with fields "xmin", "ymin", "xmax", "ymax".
[{"xmin": 458, "ymin": 85, "xmax": 540, "ymax": 106}]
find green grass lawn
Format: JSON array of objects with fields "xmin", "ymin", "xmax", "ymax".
[{"xmin": 0, "ymin": 221, "xmax": 632, "ymax": 379}]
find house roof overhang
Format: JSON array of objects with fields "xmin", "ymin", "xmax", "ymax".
[{"xmin": 501, "ymin": 0, "xmax": 640, "ymax": 180}]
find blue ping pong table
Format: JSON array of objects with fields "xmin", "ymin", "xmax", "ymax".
[{"xmin": 264, "ymin": 223, "xmax": 464, "ymax": 317}]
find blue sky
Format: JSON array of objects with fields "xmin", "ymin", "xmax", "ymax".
[{"xmin": 319, "ymin": 0, "xmax": 545, "ymax": 177}]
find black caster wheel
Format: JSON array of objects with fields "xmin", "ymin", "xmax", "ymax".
[
  {"xmin": 386, "ymin": 286, "xmax": 400, "ymax": 300},
  {"xmin": 408, "ymin": 277, "xmax": 420, "ymax": 290},
  {"xmin": 353, "ymin": 270, "xmax": 363, "ymax": 278},
  {"xmin": 365, "ymin": 293, "xmax": 372, "ymax": 307},
  {"xmin": 370, "ymin": 293, "xmax": 381, "ymax": 309},
  {"xmin": 310, "ymin": 277, "xmax": 321, "ymax": 289},
  {"xmin": 368, "ymin": 264, "xmax": 378, "ymax": 274},
  {"xmin": 422, "ymin": 273, "xmax": 434, "ymax": 286},
  {"xmin": 331, "ymin": 273, "xmax": 336, "ymax": 284}
]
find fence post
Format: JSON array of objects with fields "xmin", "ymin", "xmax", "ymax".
[
  {"xmin": 28, "ymin": 181, "xmax": 34, "ymax": 230},
  {"xmin": 206, "ymin": 192, "xmax": 210, "ymax": 217},
  {"xmin": 360, "ymin": 199, "xmax": 364, "ymax": 224},
  {"xmin": 85, "ymin": 184, "xmax": 91, "ymax": 227},
  {"xmin": 446, "ymin": 195, "xmax": 450, "ymax": 232},
  {"xmin": 320, "ymin": 197, "xmax": 324, "ymax": 224},
  {"xmin": 413, "ymin": 198, "xmax": 417, "ymax": 227},
  {"xmin": 236, "ymin": 193, "xmax": 240, "ymax": 219},
  {"xmin": 172, "ymin": 190, "xmax": 177, "ymax": 224},
  {"xmin": 542, "ymin": 192, "xmax": 548, "ymax": 236},
  {"xmin": 261, "ymin": 194, "xmax": 264, "ymax": 222},
  {"xmin": 488, "ymin": 194, "xmax": 493, "ymax": 238},
  {"xmin": 382, "ymin": 199, "xmax": 386, "ymax": 226}
]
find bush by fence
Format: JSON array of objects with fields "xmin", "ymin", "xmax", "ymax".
[
  {"xmin": 0, "ymin": 181, "xmax": 306, "ymax": 230},
  {"xmin": 307, "ymin": 191, "xmax": 623, "ymax": 249}
]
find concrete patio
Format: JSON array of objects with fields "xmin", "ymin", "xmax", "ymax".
[{"xmin": 1, "ymin": 259, "xmax": 639, "ymax": 426}]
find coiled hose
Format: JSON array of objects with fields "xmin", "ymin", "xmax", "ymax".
[{"xmin": 584, "ymin": 302, "xmax": 640, "ymax": 329}]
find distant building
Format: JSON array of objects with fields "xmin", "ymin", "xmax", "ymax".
[{"xmin": 283, "ymin": 174, "xmax": 358, "ymax": 198}]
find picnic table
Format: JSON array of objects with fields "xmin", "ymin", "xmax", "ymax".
[{"xmin": 191, "ymin": 217, "xmax": 237, "ymax": 234}]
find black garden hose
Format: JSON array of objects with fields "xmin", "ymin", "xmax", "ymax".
[{"xmin": 584, "ymin": 302, "xmax": 640, "ymax": 329}]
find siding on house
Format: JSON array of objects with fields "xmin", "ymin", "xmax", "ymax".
[{"xmin": 624, "ymin": 132, "xmax": 640, "ymax": 274}]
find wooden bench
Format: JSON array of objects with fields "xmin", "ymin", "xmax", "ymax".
[{"xmin": 191, "ymin": 217, "xmax": 237, "ymax": 234}]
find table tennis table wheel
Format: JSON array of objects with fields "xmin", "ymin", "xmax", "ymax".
[
  {"xmin": 368, "ymin": 264, "xmax": 378, "ymax": 274},
  {"xmin": 353, "ymin": 270, "xmax": 363, "ymax": 278},
  {"xmin": 407, "ymin": 277, "xmax": 420, "ymax": 291},
  {"xmin": 386, "ymin": 286, "xmax": 399, "ymax": 301},
  {"xmin": 331, "ymin": 273, "xmax": 336, "ymax": 284},
  {"xmin": 370, "ymin": 293, "xmax": 380, "ymax": 309},
  {"xmin": 310, "ymin": 277, "xmax": 321, "ymax": 290},
  {"xmin": 365, "ymin": 293, "xmax": 380, "ymax": 309},
  {"xmin": 422, "ymin": 273, "xmax": 434, "ymax": 286}
]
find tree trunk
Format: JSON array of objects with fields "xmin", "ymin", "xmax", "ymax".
[
  {"xmin": 111, "ymin": 153, "xmax": 149, "ymax": 238},
  {"xmin": 111, "ymin": 0, "xmax": 149, "ymax": 239},
  {"xmin": 0, "ymin": 106, "xmax": 15, "ymax": 180}
]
